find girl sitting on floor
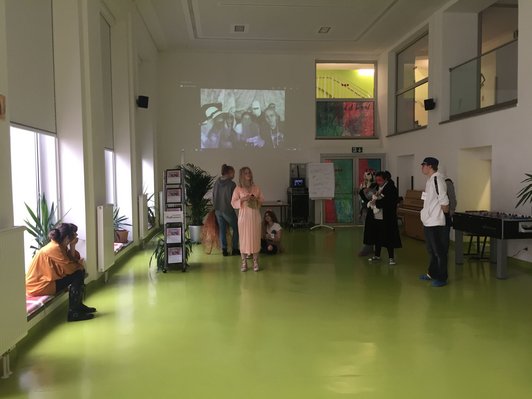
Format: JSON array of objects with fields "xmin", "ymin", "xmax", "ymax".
[{"xmin": 261, "ymin": 210, "xmax": 283, "ymax": 255}]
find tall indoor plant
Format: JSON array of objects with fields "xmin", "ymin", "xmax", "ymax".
[{"xmin": 184, "ymin": 163, "xmax": 215, "ymax": 243}]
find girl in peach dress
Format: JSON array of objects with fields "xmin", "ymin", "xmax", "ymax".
[{"xmin": 231, "ymin": 167, "xmax": 264, "ymax": 271}]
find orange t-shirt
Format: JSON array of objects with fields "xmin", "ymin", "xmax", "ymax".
[{"xmin": 25, "ymin": 241, "xmax": 83, "ymax": 296}]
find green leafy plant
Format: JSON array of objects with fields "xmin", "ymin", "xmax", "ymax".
[
  {"xmin": 184, "ymin": 163, "xmax": 215, "ymax": 225},
  {"xmin": 113, "ymin": 206, "xmax": 131, "ymax": 230},
  {"xmin": 24, "ymin": 193, "xmax": 62, "ymax": 254},
  {"xmin": 146, "ymin": 192, "xmax": 157, "ymax": 228},
  {"xmin": 149, "ymin": 234, "xmax": 166, "ymax": 272},
  {"xmin": 516, "ymin": 173, "xmax": 532, "ymax": 208}
]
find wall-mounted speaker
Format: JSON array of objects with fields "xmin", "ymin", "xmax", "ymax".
[
  {"xmin": 424, "ymin": 98, "xmax": 436, "ymax": 111},
  {"xmin": 137, "ymin": 95, "xmax": 149, "ymax": 109}
]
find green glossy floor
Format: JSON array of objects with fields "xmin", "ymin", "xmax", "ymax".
[{"xmin": 2, "ymin": 228, "xmax": 532, "ymax": 398}]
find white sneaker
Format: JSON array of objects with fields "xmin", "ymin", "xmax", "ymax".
[
  {"xmin": 369, "ymin": 256, "xmax": 381, "ymax": 262},
  {"xmin": 389, "ymin": 258, "xmax": 396, "ymax": 265}
]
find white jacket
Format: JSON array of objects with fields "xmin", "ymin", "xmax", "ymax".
[{"xmin": 420, "ymin": 172, "xmax": 449, "ymax": 227}]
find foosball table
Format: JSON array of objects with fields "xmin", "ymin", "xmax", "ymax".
[{"xmin": 453, "ymin": 211, "xmax": 532, "ymax": 279}]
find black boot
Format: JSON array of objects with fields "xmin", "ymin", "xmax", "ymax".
[
  {"xmin": 68, "ymin": 285, "xmax": 94, "ymax": 322},
  {"xmin": 222, "ymin": 249, "xmax": 229, "ymax": 257},
  {"xmin": 80, "ymin": 285, "xmax": 97, "ymax": 313},
  {"xmin": 232, "ymin": 248, "xmax": 241, "ymax": 256}
]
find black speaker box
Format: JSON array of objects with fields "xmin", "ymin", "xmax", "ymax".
[
  {"xmin": 424, "ymin": 98, "xmax": 436, "ymax": 111},
  {"xmin": 137, "ymin": 95, "xmax": 149, "ymax": 109}
]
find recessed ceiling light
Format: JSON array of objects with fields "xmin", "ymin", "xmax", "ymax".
[
  {"xmin": 318, "ymin": 27, "xmax": 331, "ymax": 34},
  {"xmin": 233, "ymin": 25, "xmax": 246, "ymax": 33}
]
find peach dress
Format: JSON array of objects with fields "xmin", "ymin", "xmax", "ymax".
[{"xmin": 231, "ymin": 184, "xmax": 264, "ymax": 254}]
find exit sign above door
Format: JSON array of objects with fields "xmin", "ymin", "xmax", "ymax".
[{"xmin": 352, "ymin": 147, "xmax": 363, "ymax": 153}]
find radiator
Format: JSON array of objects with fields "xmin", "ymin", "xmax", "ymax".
[
  {"xmin": 97, "ymin": 205, "xmax": 115, "ymax": 273},
  {"xmin": 138, "ymin": 194, "xmax": 148, "ymax": 239},
  {"xmin": 0, "ymin": 227, "xmax": 27, "ymax": 357}
]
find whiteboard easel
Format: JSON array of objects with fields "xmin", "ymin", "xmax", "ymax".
[{"xmin": 308, "ymin": 163, "xmax": 335, "ymax": 231}]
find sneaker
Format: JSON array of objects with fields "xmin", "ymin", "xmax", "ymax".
[
  {"xmin": 431, "ymin": 280, "xmax": 448, "ymax": 287},
  {"xmin": 368, "ymin": 256, "xmax": 381, "ymax": 262},
  {"xmin": 232, "ymin": 249, "xmax": 241, "ymax": 256},
  {"xmin": 389, "ymin": 258, "xmax": 396, "ymax": 265},
  {"xmin": 419, "ymin": 274, "xmax": 432, "ymax": 281},
  {"xmin": 222, "ymin": 249, "xmax": 229, "ymax": 257}
]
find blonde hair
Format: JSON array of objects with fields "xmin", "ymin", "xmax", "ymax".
[{"xmin": 238, "ymin": 167, "xmax": 253, "ymax": 187}]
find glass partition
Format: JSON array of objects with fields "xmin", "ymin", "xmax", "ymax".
[{"xmin": 450, "ymin": 40, "xmax": 517, "ymax": 118}]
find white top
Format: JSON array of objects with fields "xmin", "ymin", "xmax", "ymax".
[
  {"xmin": 421, "ymin": 171, "xmax": 449, "ymax": 227},
  {"xmin": 266, "ymin": 223, "xmax": 282, "ymax": 240}
]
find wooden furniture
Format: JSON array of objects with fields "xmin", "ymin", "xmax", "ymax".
[{"xmin": 397, "ymin": 189, "xmax": 425, "ymax": 240}]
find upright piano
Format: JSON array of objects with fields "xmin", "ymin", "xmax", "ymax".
[
  {"xmin": 397, "ymin": 190, "xmax": 425, "ymax": 240},
  {"xmin": 453, "ymin": 211, "xmax": 532, "ymax": 279}
]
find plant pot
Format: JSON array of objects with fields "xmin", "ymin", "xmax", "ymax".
[
  {"xmin": 115, "ymin": 229, "xmax": 129, "ymax": 244},
  {"xmin": 189, "ymin": 225, "xmax": 203, "ymax": 243}
]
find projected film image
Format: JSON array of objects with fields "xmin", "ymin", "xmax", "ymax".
[{"xmin": 200, "ymin": 89, "xmax": 285, "ymax": 149}]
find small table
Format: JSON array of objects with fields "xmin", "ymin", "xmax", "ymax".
[{"xmin": 261, "ymin": 201, "xmax": 288, "ymax": 226}]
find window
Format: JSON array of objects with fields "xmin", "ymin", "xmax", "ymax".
[
  {"xmin": 104, "ymin": 149, "xmax": 116, "ymax": 205},
  {"xmin": 10, "ymin": 126, "xmax": 59, "ymax": 268},
  {"xmin": 450, "ymin": 3, "xmax": 518, "ymax": 118},
  {"xmin": 395, "ymin": 34, "xmax": 429, "ymax": 134},
  {"xmin": 316, "ymin": 62, "xmax": 376, "ymax": 138}
]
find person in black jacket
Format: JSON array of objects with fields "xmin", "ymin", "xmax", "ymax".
[{"xmin": 368, "ymin": 171, "xmax": 402, "ymax": 265}]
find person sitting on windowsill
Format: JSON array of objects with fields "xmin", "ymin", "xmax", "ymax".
[
  {"xmin": 261, "ymin": 210, "xmax": 283, "ymax": 255},
  {"xmin": 26, "ymin": 223, "xmax": 96, "ymax": 322}
]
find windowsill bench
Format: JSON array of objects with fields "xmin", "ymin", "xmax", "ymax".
[{"xmin": 26, "ymin": 290, "xmax": 67, "ymax": 321}]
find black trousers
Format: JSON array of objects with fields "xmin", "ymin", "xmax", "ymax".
[
  {"xmin": 424, "ymin": 226, "xmax": 449, "ymax": 281},
  {"xmin": 261, "ymin": 239, "xmax": 278, "ymax": 255},
  {"xmin": 374, "ymin": 245, "xmax": 394, "ymax": 259},
  {"xmin": 55, "ymin": 269, "xmax": 84, "ymax": 293}
]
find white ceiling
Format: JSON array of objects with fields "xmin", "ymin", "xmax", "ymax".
[{"xmin": 133, "ymin": 0, "xmax": 452, "ymax": 54}]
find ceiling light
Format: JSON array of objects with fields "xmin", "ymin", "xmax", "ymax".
[
  {"xmin": 233, "ymin": 25, "xmax": 246, "ymax": 33},
  {"xmin": 318, "ymin": 27, "xmax": 331, "ymax": 34},
  {"xmin": 358, "ymin": 69, "xmax": 375, "ymax": 76}
]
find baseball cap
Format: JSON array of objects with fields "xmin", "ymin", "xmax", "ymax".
[{"xmin": 421, "ymin": 157, "xmax": 439, "ymax": 167}]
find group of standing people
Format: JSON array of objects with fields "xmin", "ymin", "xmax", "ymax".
[
  {"xmin": 360, "ymin": 170, "xmax": 402, "ymax": 265},
  {"xmin": 212, "ymin": 164, "xmax": 282, "ymax": 272},
  {"xmin": 358, "ymin": 157, "xmax": 455, "ymax": 288}
]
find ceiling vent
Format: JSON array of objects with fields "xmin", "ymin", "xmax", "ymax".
[
  {"xmin": 233, "ymin": 24, "xmax": 246, "ymax": 33},
  {"xmin": 318, "ymin": 26, "xmax": 331, "ymax": 34}
]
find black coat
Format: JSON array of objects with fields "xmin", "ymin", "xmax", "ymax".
[{"xmin": 363, "ymin": 181, "xmax": 402, "ymax": 248}]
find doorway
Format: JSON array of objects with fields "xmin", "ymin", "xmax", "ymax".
[
  {"xmin": 321, "ymin": 154, "xmax": 385, "ymax": 225},
  {"xmin": 458, "ymin": 146, "xmax": 492, "ymax": 211}
]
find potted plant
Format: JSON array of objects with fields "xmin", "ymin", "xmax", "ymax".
[
  {"xmin": 24, "ymin": 193, "xmax": 63, "ymax": 255},
  {"xmin": 184, "ymin": 163, "xmax": 215, "ymax": 243},
  {"xmin": 113, "ymin": 206, "xmax": 131, "ymax": 243},
  {"xmin": 516, "ymin": 173, "xmax": 532, "ymax": 212}
]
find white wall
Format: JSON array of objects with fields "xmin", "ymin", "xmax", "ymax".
[
  {"xmin": 381, "ymin": 0, "xmax": 532, "ymax": 262},
  {"xmin": 0, "ymin": 1, "xmax": 14, "ymax": 229},
  {"xmin": 157, "ymin": 51, "xmax": 385, "ymax": 204}
]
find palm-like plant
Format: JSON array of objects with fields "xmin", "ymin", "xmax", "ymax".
[
  {"xmin": 113, "ymin": 206, "xmax": 131, "ymax": 230},
  {"xmin": 516, "ymin": 173, "xmax": 532, "ymax": 209},
  {"xmin": 184, "ymin": 163, "xmax": 215, "ymax": 225},
  {"xmin": 24, "ymin": 193, "xmax": 62, "ymax": 254}
]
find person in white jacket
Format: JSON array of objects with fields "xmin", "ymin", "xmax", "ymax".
[{"xmin": 419, "ymin": 157, "xmax": 450, "ymax": 287}]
